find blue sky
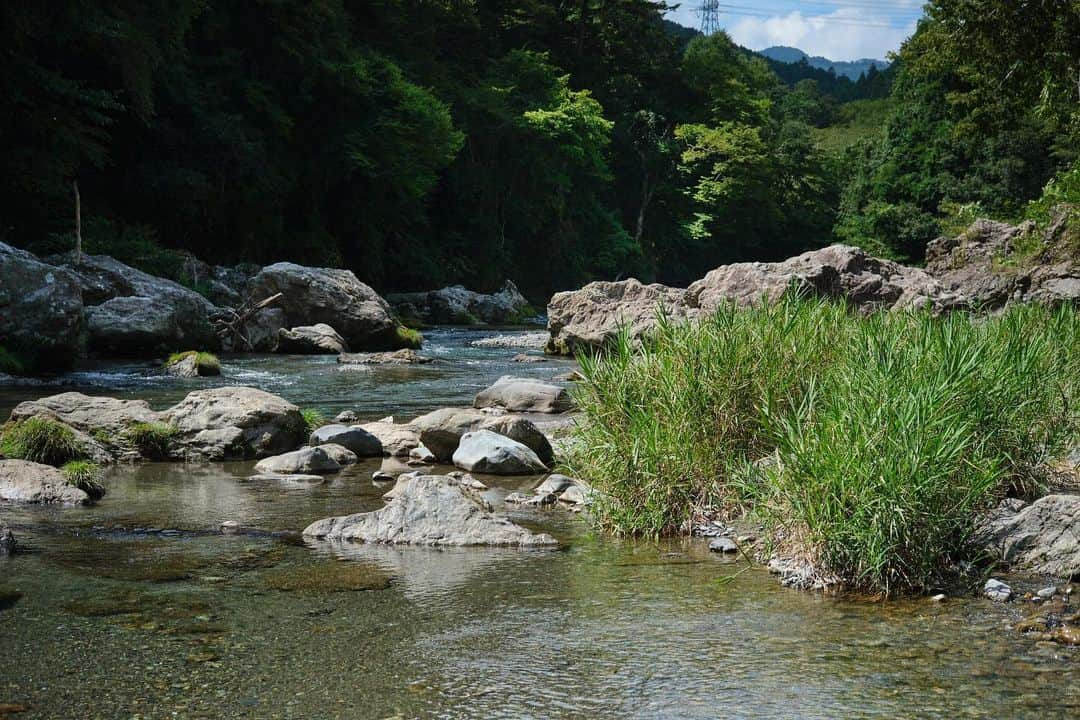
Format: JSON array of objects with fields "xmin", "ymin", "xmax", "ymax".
[{"xmin": 666, "ymin": 1, "xmax": 925, "ymax": 60}]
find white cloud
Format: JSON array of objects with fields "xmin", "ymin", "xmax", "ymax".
[{"xmin": 727, "ymin": 8, "xmax": 917, "ymax": 60}]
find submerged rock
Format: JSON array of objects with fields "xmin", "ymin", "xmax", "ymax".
[
  {"xmin": 474, "ymin": 376, "xmax": 573, "ymax": 414},
  {"xmin": 452, "ymin": 430, "xmax": 548, "ymax": 475},
  {"xmin": 977, "ymin": 494, "xmax": 1080, "ymax": 579},
  {"xmin": 0, "ymin": 242, "xmax": 85, "ymax": 368},
  {"xmin": 248, "ymin": 262, "xmax": 417, "ymax": 350},
  {"xmin": 254, "ymin": 447, "xmax": 340, "ymax": 475},
  {"xmin": 277, "ymin": 323, "xmax": 349, "ymax": 354},
  {"xmin": 309, "ymin": 424, "xmax": 382, "ymax": 457},
  {"xmin": 303, "ymin": 474, "xmax": 557, "ymax": 547},
  {"xmin": 337, "ymin": 349, "xmax": 433, "ymax": 365},
  {"xmin": 0, "ymin": 459, "xmax": 90, "ymax": 505},
  {"xmin": 164, "ymin": 386, "xmax": 306, "ymax": 460}
]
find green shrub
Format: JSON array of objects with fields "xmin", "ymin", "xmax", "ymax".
[
  {"xmin": 61, "ymin": 460, "xmax": 106, "ymax": 500},
  {"xmin": 122, "ymin": 422, "xmax": 177, "ymax": 459},
  {"xmin": 565, "ymin": 296, "xmax": 1080, "ymax": 594},
  {"xmin": 300, "ymin": 408, "xmax": 327, "ymax": 437},
  {"xmin": 0, "ymin": 417, "xmax": 85, "ymax": 466}
]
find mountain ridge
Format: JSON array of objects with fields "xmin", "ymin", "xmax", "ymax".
[{"xmin": 760, "ymin": 46, "xmax": 889, "ymax": 80}]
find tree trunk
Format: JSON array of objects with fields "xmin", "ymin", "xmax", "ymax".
[{"xmin": 73, "ymin": 180, "xmax": 82, "ymax": 261}]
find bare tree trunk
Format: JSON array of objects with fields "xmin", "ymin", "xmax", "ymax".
[{"xmin": 73, "ymin": 179, "xmax": 82, "ymax": 261}]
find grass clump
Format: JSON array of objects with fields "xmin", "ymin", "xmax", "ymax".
[
  {"xmin": 394, "ymin": 325, "xmax": 423, "ymax": 349},
  {"xmin": 122, "ymin": 422, "xmax": 177, "ymax": 459},
  {"xmin": 0, "ymin": 417, "xmax": 86, "ymax": 466},
  {"xmin": 565, "ymin": 296, "xmax": 1080, "ymax": 595},
  {"xmin": 164, "ymin": 350, "xmax": 221, "ymax": 376},
  {"xmin": 300, "ymin": 408, "xmax": 328, "ymax": 437},
  {"xmin": 61, "ymin": 460, "xmax": 106, "ymax": 499}
]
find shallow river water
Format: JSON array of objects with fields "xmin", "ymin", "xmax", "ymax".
[{"xmin": 1, "ymin": 329, "xmax": 1077, "ymax": 719}]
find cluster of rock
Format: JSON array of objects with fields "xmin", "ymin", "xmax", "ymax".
[
  {"xmin": 545, "ymin": 214, "xmax": 1080, "ymax": 354},
  {"xmin": 504, "ymin": 473, "xmax": 592, "ymax": 510},
  {"xmin": 0, "ymin": 243, "xmax": 420, "ymax": 370},
  {"xmin": 388, "ymin": 281, "xmax": 533, "ymax": 326},
  {"xmin": 976, "ymin": 494, "xmax": 1080, "ymax": 580}
]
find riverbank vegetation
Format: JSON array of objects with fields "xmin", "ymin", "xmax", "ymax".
[
  {"xmin": 0, "ymin": 417, "xmax": 86, "ymax": 467},
  {"xmin": 6, "ymin": 2, "xmax": 1071, "ymax": 301},
  {"xmin": 564, "ymin": 298, "xmax": 1080, "ymax": 594}
]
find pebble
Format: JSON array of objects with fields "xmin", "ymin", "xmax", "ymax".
[
  {"xmin": 709, "ymin": 537, "xmax": 738, "ymax": 554},
  {"xmin": 930, "ymin": 594, "xmax": 947, "ymax": 602},
  {"xmin": 372, "ymin": 470, "xmax": 395, "ymax": 482},
  {"xmin": 219, "ymin": 521, "xmax": 243, "ymax": 535},
  {"xmin": 984, "ymin": 578, "xmax": 1012, "ymax": 602},
  {"xmin": 1037, "ymin": 586, "xmax": 1057, "ymax": 599}
]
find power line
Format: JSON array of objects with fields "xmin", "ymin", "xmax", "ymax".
[{"xmin": 710, "ymin": 3, "xmax": 910, "ymax": 28}]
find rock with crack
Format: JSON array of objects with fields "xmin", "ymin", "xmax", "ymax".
[
  {"xmin": 164, "ymin": 386, "xmax": 306, "ymax": 460},
  {"xmin": 303, "ymin": 474, "xmax": 557, "ymax": 546},
  {"xmin": 452, "ymin": 430, "xmax": 548, "ymax": 475},
  {"xmin": 977, "ymin": 494, "xmax": 1080, "ymax": 579},
  {"xmin": 277, "ymin": 324, "xmax": 349, "ymax": 354}
]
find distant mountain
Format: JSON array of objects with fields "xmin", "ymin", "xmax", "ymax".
[{"xmin": 759, "ymin": 46, "xmax": 889, "ymax": 80}]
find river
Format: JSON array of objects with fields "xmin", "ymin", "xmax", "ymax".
[{"xmin": 1, "ymin": 329, "xmax": 1077, "ymax": 718}]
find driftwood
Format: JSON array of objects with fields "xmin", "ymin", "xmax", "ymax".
[{"xmin": 213, "ymin": 292, "xmax": 283, "ymax": 351}]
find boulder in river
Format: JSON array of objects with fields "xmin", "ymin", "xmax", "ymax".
[
  {"xmin": 358, "ymin": 421, "xmax": 421, "ymax": 457},
  {"xmin": 276, "ymin": 324, "xmax": 349, "ymax": 354},
  {"xmin": 387, "ymin": 280, "xmax": 533, "ymax": 325},
  {"xmin": 10, "ymin": 392, "xmax": 163, "ymax": 435},
  {"xmin": 474, "ymin": 376, "xmax": 572, "ymax": 414},
  {"xmin": 254, "ymin": 447, "xmax": 340, "ymax": 475},
  {"xmin": 316, "ymin": 443, "xmax": 358, "ymax": 466},
  {"xmin": 248, "ymin": 262, "xmax": 418, "ymax": 350},
  {"xmin": 337, "ymin": 349, "xmax": 433, "ymax": 365},
  {"xmin": 0, "ymin": 459, "xmax": 90, "ymax": 505},
  {"xmin": 309, "ymin": 424, "xmax": 382, "ymax": 457},
  {"xmin": 0, "ymin": 242, "xmax": 85, "ymax": 369},
  {"xmin": 977, "ymin": 494, "xmax": 1080, "ymax": 579},
  {"xmin": 163, "ymin": 351, "xmax": 221, "ymax": 377},
  {"xmin": 164, "ymin": 386, "xmax": 306, "ymax": 460},
  {"xmin": 413, "ymin": 408, "xmax": 489, "ymax": 462},
  {"xmin": 452, "ymin": 430, "xmax": 548, "ymax": 475},
  {"xmin": 478, "ymin": 415, "xmax": 555, "ymax": 466},
  {"xmin": 303, "ymin": 474, "xmax": 557, "ymax": 547}
]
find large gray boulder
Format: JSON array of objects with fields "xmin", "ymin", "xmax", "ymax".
[
  {"xmin": 452, "ymin": 430, "xmax": 548, "ymax": 475},
  {"xmin": 248, "ymin": 262, "xmax": 417, "ymax": 350},
  {"xmin": 685, "ymin": 244, "xmax": 961, "ymax": 315},
  {"xmin": 478, "ymin": 415, "xmax": 555, "ymax": 466},
  {"xmin": 303, "ymin": 474, "xmax": 557, "ymax": 547},
  {"xmin": 254, "ymin": 447, "xmax": 340, "ymax": 475},
  {"xmin": 474, "ymin": 376, "xmax": 573, "ymax": 414},
  {"xmin": 977, "ymin": 494, "xmax": 1080, "ymax": 578},
  {"xmin": 163, "ymin": 386, "xmax": 306, "ymax": 460},
  {"xmin": 9, "ymin": 392, "xmax": 162, "ymax": 435},
  {"xmin": 226, "ymin": 307, "xmax": 286, "ymax": 353},
  {"xmin": 388, "ymin": 280, "xmax": 532, "ymax": 325},
  {"xmin": 277, "ymin": 324, "xmax": 348, "ymax": 354},
  {"xmin": 309, "ymin": 424, "xmax": 382, "ymax": 457},
  {"xmin": 0, "ymin": 242, "xmax": 85, "ymax": 368},
  {"xmin": 545, "ymin": 279, "xmax": 689, "ymax": 355},
  {"xmin": 56, "ymin": 253, "xmax": 219, "ymax": 355},
  {"xmin": 0, "ymin": 460, "xmax": 90, "ymax": 505}
]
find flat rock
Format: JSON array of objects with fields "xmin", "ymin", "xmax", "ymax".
[
  {"xmin": 470, "ymin": 332, "xmax": 549, "ymax": 350},
  {"xmin": 254, "ymin": 447, "xmax": 340, "ymax": 475},
  {"xmin": 277, "ymin": 323, "xmax": 349, "ymax": 354},
  {"xmin": 303, "ymin": 474, "xmax": 557, "ymax": 546},
  {"xmin": 474, "ymin": 376, "xmax": 572, "ymax": 414},
  {"xmin": 337, "ymin": 349, "xmax": 433, "ymax": 365},
  {"xmin": 0, "ymin": 459, "xmax": 90, "ymax": 505},
  {"xmin": 452, "ymin": 430, "xmax": 548, "ymax": 475},
  {"xmin": 709, "ymin": 537, "xmax": 738, "ymax": 554},
  {"xmin": 309, "ymin": 424, "xmax": 383, "ymax": 457},
  {"xmin": 10, "ymin": 392, "xmax": 162, "ymax": 435}
]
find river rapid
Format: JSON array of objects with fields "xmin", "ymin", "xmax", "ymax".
[{"xmin": 1, "ymin": 329, "xmax": 1077, "ymax": 719}]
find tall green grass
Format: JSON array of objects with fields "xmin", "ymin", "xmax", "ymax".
[
  {"xmin": 565, "ymin": 297, "xmax": 1080, "ymax": 594},
  {"xmin": 1, "ymin": 417, "xmax": 86, "ymax": 466}
]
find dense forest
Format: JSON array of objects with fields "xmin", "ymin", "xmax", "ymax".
[{"xmin": 1, "ymin": 1, "xmax": 1077, "ymax": 300}]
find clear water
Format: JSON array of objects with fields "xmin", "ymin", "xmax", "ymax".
[{"xmin": 1, "ymin": 329, "xmax": 1077, "ymax": 719}]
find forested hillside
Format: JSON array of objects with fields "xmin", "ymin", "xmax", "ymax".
[{"xmin": 1, "ymin": 1, "xmax": 1076, "ymax": 299}]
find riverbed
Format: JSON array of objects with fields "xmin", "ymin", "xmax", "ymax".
[{"xmin": 1, "ymin": 329, "xmax": 1077, "ymax": 719}]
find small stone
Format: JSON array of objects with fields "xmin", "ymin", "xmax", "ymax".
[
  {"xmin": 1037, "ymin": 586, "xmax": 1057, "ymax": 600},
  {"xmin": 984, "ymin": 578, "xmax": 1013, "ymax": 602},
  {"xmin": 930, "ymin": 594, "xmax": 947, "ymax": 602},
  {"xmin": 334, "ymin": 410, "xmax": 360, "ymax": 423},
  {"xmin": 709, "ymin": 537, "xmax": 738, "ymax": 554},
  {"xmin": 737, "ymin": 534, "xmax": 757, "ymax": 544},
  {"xmin": 372, "ymin": 470, "xmax": 395, "ymax": 482}
]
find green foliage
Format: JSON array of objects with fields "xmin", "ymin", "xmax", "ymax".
[
  {"xmin": 566, "ymin": 298, "xmax": 1080, "ymax": 594},
  {"xmin": 300, "ymin": 409, "xmax": 328, "ymax": 437},
  {"xmin": 0, "ymin": 417, "xmax": 85, "ymax": 466},
  {"xmin": 60, "ymin": 460, "xmax": 105, "ymax": 500},
  {"xmin": 122, "ymin": 422, "xmax": 177, "ymax": 460},
  {"xmin": 1025, "ymin": 162, "xmax": 1080, "ymax": 226},
  {"xmin": 394, "ymin": 326, "xmax": 423, "ymax": 349},
  {"xmin": 0, "ymin": 346, "xmax": 26, "ymax": 376}
]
